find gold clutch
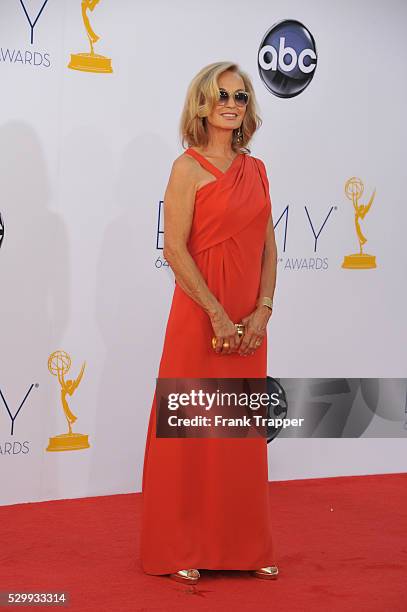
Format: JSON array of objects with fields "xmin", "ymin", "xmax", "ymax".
[{"xmin": 211, "ymin": 323, "xmax": 245, "ymax": 350}]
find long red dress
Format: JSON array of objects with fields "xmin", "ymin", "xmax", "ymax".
[{"xmin": 140, "ymin": 147, "xmax": 275, "ymax": 575}]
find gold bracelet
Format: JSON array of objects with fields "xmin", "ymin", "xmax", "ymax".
[{"xmin": 257, "ymin": 296, "xmax": 273, "ymax": 310}]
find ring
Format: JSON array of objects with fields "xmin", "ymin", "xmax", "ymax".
[
  {"xmin": 255, "ymin": 339, "xmax": 261, "ymax": 347},
  {"xmin": 235, "ymin": 323, "xmax": 245, "ymax": 338},
  {"xmin": 211, "ymin": 337, "xmax": 217, "ymax": 350},
  {"xmin": 222, "ymin": 340, "xmax": 230, "ymax": 349}
]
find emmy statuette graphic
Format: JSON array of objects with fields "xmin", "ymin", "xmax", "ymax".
[
  {"xmin": 341, "ymin": 177, "xmax": 377, "ymax": 269},
  {"xmin": 46, "ymin": 350, "xmax": 90, "ymax": 452},
  {"xmin": 68, "ymin": 0, "xmax": 113, "ymax": 73}
]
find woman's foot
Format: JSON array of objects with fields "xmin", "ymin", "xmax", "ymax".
[
  {"xmin": 251, "ymin": 565, "xmax": 279, "ymax": 580},
  {"xmin": 169, "ymin": 569, "xmax": 200, "ymax": 584}
]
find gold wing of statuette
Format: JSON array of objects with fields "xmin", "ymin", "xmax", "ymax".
[
  {"xmin": 359, "ymin": 188, "xmax": 376, "ymax": 219},
  {"xmin": 71, "ymin": 362, "xmax": 86, "ymax": 393}
]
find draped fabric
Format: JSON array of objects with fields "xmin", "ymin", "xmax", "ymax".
[{"xmin": 140, "ymin": 148, "xmax": 276, "ymax": 575}]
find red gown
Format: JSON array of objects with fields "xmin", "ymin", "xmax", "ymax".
[{"xmin": 140, "ymin": 147, "xmax": 275, "ymax": 574}]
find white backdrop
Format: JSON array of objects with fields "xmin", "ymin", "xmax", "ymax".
[{"xmin": 0, "ymin": 0, "xmax": 406, "ymax": 506}]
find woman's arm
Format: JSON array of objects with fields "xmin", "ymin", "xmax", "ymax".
[
  {"xmin": 162, "ymin": 154, "xmax": 240, "ymax": 354},
  {"xmin": 257, "ymin": 214, "xmax": 277, "ymax": 309},
  {"xmin": 239, "ymin": 215, "xmax": 277, "ymax": 356}
]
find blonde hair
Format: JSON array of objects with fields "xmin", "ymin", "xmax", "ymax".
[{"xmin": 179, "ymin": 61, "xmax": 263, "ymax": 154}]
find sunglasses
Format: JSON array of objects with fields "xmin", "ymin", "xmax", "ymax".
[{"xmin": 217, "ymin": 88, "xmax": 250, "ymax": 107}]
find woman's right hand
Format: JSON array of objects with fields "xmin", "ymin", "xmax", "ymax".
[{"xmin": 209, "ymin": 307, "xmax": 241, "ymax": 355}]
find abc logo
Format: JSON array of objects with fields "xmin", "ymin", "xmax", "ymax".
[{"xmin": 258, "ymin": 19, "xmax": 317, "ymax": 98}]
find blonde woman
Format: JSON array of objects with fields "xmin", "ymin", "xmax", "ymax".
[{"xmin": 141, "ymin": 61, "xmax": 278, "ymax": 584}]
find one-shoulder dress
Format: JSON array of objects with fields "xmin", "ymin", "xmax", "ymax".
[{"xmin": 140, "ymin": 147, "xmax": 276, "ymax": 575}]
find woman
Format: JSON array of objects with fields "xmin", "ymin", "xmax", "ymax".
[{"xmin": 141, "ymin": 61, "xmax": 278, "ymax": 584}]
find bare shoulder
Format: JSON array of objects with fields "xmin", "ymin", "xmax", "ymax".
[
  {"xmin": 169, "ymin": 151, "xmax": 200, "ymax": 185},
  {"xmin": 164, "ymin": 152, "xmax": 199, "ymax": 204}
]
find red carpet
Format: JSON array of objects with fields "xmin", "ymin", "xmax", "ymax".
[{"xmin": 1, "ymin": 473, "xmax": 406, "ymax": 611}]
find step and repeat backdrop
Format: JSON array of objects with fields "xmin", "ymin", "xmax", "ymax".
[{"xmin": 0, "ymin": 0, "xmax": 406, "ymax": 505}]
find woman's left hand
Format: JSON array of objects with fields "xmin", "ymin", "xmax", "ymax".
[{"xmin": 238, "ymin": 306, "xmax": 272, "ymax": 356}]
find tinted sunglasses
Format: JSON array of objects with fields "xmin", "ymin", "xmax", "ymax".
[{"xmin": 218, "ymin": 88, "xmax": 250, "ymax": 107}]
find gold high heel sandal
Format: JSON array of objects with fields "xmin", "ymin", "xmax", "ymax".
[
  {"xmin": 169, "ymin": 569, "xmax": 200, "ymax": 584},
  {"xmin": 251, "ymin": 565, "xmax": 279, "ymax": 580}
]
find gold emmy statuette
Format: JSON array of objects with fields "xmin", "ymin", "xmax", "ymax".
[
  {"xmin": 68, "ymin": 0, "xmax": 113, "ymax": 73},
  {"xmin": 46, "ymin": 350, "xmax": 90, "ymax": 452},
  {"xmin": 341, "ymin": 177, "xmax": 377, "ymax": 269}
]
